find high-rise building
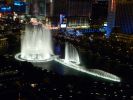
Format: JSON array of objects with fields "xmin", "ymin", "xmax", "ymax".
[
  {"xmin": 39, "ymin": 0, "xmax": 46, "ymax": 15},
  {"xmin": 91, "ymin": 0, "xmax": 108, "ymax": 25},
  {"xmin": 107, "ymin": 0, "xmax": 133, "ymax": 36},
  {"xmin": 46, "ymin": 0, "xmax": 54, "ymax": 16},
  {"xmin": 30, "ymin": 0, "xmax": 46, "ymax": 16},
  {"xmin": 67, "ymin": 0, "xmax": 91, "ymax": 27},
  {"xmin": 67, "ymin": 0, "xmax": 91, "ymax": 17},
  {"xmin": 52, "ymin": 0, "xmax": 67, "ymax": 17},
  {"xmin": 45, "ymin": 0, "xmax": 92, "ymax": 27}
]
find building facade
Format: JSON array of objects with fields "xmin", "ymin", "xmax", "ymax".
[
  {"xmin": 29, "ymin": 0, "xmax": 46, "ymax": 16},
  {"xmin": 51, "ymin": 0, "xmax": 92, "ymax": 27},
  {"xmin": 67, "ymin": 0, "xmax": 91, "ymax": 17},
  {"xmin": 91, "ymin": 0, "xmax": 108, "ymax": 25},
  {"xmin": 107, "ymin": 0, "xmax": 133, "ymax": 36}
]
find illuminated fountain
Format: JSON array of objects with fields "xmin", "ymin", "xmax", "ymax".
[
  {"xmin": 65, "ymin": 42, "xmax": 80, "ymax": 64},
  {"xmin": 15, "ymin": 18, "xmax": 121, "ymax": 82},
  {"xmin": 55, "ymin": 42, "xmax": 121, "ymax": 82},
  {"xmin": 15, "ymin": 18, "xmax": 54, "ymax": 62}
]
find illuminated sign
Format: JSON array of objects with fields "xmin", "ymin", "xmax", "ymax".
[
  {"xmin": 0, "ymin": 6, "xmax": 11, "ymax": 12},
  {"xmin": 104, "ymin": 22, "xmax": 107, "ymax": 26},
  {"xmin": 60, "ymin": 14, "xmax": 67, "ymax": 28},
  {"xmin": 14, "ymin": 1, "xmax": 24, "ymax": 6},
  {"xmin": 60, "ymin": 24, "xmax": 67, "ymax": 28}
]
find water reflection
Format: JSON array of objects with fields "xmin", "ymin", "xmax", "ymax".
[{"xmin": 32, "ymin": 60, "xmax": 80, "ymax": 76}]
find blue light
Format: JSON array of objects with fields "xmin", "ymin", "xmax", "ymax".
[
  {"xmin": 1, "ymin": 7, "xmax": 6, "ymax": 10},
  {"xmin": 106, "ymin": 26, "xmax": 112, "ymax": 38},
  {"xmin": 14, "ymin": 1, "xmax": 24, "ymax": 6},
  {"xmin": 13, "ymin": 1, "xmax": 26, "ymax": 13},
  {"xmin": 7, "ymin": 7, "xmax": 11, "ymax": 10},
  {"xmin": 1, "ymin": 6, "xmax": 11, "ymax": 12}
]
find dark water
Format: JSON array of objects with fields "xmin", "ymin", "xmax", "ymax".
[{"xmin": 30, "ymin": 40, "xmax": 112, "ymax": 82}]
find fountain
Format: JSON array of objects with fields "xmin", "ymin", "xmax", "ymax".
[
  {"xmin": 55, "ymin": 42, "xmax": 121, "ymax": 82},
  {"xmin": 65, "ymin": 42, "xmax": 80, "ymax": 64},
  {"xmin": 15, "ymin": 18, "xmax": 121, "ymax": 82},
  {"xmin": 15, "ymin": 18, "xmax": 54, "ymax": 62}
]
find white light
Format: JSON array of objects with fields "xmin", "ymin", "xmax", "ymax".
[
  {"xmin": 55, "ymin": 58, "xmax": 121, "ymax": 82},
  {"xmin": 15, "ymin": 53, "xmax": 55, "ymax": 62},
  {"xmin": 61, "ymin": 24, "xmax": 66, "ymax": 28},
  {"xmin": 104, "ymin": 23, "xmax": 107, "ymax": 26}
]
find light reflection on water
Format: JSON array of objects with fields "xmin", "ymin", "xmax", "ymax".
[{"xmin": 32, "ymin": 60, "xmax": 81, "ymax": 76}]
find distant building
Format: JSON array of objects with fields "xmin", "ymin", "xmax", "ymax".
[
  {"xmin": 107, "ymin": 0, "xmax": 133, "ymax": 36},
  {"xmin": 46, "ymin": 0, "xmax": 54, "ymax": 17},
  {"xmin": 67, "ymin": 0, "xmax": 91, "ymax": 17},
  {"xmin": 52, "ymin": 0, "xmax": 92, "ymax": 17},
  {"xmin": 91, "ymin": 0, "xmax": 108, "ymax": 25},
  {"xmin": 50, "ymin": 0, "xmax": 92, "ymax": 27},
  {"xmin": 30, "ymin": 0, "xmax": 46, "ymax": 16}
]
